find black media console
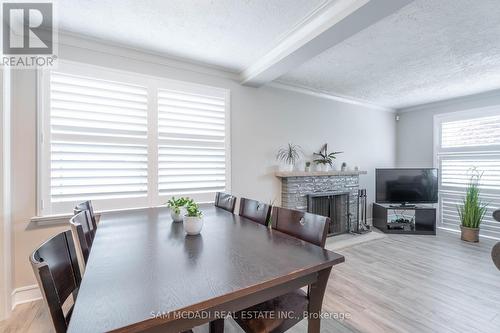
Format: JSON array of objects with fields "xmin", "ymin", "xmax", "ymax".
[{"xmin": 372, "ymin": 203, "xmax": 436, "ymax": 235}]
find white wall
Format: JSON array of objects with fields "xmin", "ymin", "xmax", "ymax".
[
  {"xmin": 9, "ymin": 35, "xmax": 396, "ymax": 290},
  {"xmin": 396, "ymin": 89, "xmax": 500, "ymax": 167}
]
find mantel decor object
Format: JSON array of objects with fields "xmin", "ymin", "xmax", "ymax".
[
  {"xmin": 313, "ymin": 144, "xmax": 342, "ymax": 171},
  {"xmin": 276, "ymin": 143, "xmax": 302, "ymax": 172}
]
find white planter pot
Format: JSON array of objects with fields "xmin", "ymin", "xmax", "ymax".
[
  {"xmin": 183, "ymin": 216, "xmax": 204, "ymax": 235},
  {"xmin": 279, "ymin": 163, "xmax": 294, "ymax": 172},
  {"xmin": 316, "ymin": 164, "xmax": 329, "ymax": 172},
  {"xmin": 170, "ymin": 209, "xmax": 184, "ymax": 223}
]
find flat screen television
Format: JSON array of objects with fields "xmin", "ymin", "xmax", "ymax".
[{"xmin": 376, "ymin": 168, "xmax": 438, "ymax": 204}]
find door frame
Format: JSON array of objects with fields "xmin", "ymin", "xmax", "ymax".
[{"xmin": 0, "ymin": 67, "xmax": 12, "ymax": 321}]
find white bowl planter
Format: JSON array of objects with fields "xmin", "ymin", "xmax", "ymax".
[
  {"xmin": 170, "ymin": 209, "xmax": 184, "ymax": 223},
  {"xmin": 183, "ymin": 215, "xmax": 204, "ymax": 235}
]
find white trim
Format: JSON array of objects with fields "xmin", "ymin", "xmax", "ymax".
[
  {"xmin": 269, "ymin": 81, "xmax": 395, "ymax": 113},
  {"xmin": 397, "ymin": 89, "xmax": 500, "ymax": 113},
  {"xmin": 11, "ymin": 285, "xmax": 42, "ymax": 310},
  {"xmin": 0, "ymin": 67, "xmax": 12, "ymax": 321},
  {"xmin": 57, "ymin": 30, "xmax": 239, "ymax": 81},
  {"xmin": 438, "ymin": 226, "xmax": 500, "ymax": 241}
]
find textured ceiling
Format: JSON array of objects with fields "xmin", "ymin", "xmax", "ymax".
[
  {"xmin": 279, "ymin": 0, "xmax": 500, "ymax": 109},
  {"xmin": 55, "ymin": 0, "xmax": 326, "ymax": 72}
]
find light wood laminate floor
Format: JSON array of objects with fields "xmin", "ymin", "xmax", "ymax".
[{"xmin": 1, "ymin": 230, "xmax": 499, "ymax": 333}]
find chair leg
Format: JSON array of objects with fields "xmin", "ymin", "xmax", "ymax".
[
  {"xmin": 209, "ymin": 319, "xmax": 224, "ymax": 333},
  {"xmin": 307, "ymin": 267, "xmax": 332, "ymax": 333}
]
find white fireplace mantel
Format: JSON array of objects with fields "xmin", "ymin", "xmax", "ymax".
[{"xmin": 275, "ymin": 170, "xmax": 367, "ymax": 178}]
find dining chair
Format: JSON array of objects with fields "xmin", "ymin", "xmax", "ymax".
[
  {"xmin": 239, "ymin": 197, "xmax": 271, "ymax": 225},
  {"xmin": 30, "ymin": 230, "xmax": 82, "ymax": 333},
  {"xmin": 214, "ymin": 192, "xmax": 237, "ymax": 213},
  {"xmin": 74, "ymin": 200, "xmax": 97, "ymax": 240},
  {"xmin": 492, "ymin": 209, "xmax": 500, "ymax": 270},
  {"xmin": 234, "ymin": 206, "xmax": 330, "ymax": 333},
  {"xmin": 69, "ymin": 210, "xmax": 94, "ymax": 267}
]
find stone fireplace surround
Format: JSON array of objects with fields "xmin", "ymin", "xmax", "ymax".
[{"xmin": 276, "ymin": 171, "xmax": 367, "ymax": 234}]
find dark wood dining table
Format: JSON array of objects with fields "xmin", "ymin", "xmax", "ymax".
[{"xmin": 67, "ymin": 205, "xmax": 345, "ymax": 333}]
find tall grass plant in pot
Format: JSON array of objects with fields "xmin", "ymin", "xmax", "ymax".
[{"xmin": 457, "ymin": 171, "xmax": 488, "ymax": 242}]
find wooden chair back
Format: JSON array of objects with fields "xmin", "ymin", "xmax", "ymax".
[
  {"xmin": 30, "ymin": 230, "xmax": 81, "ymax": 333},
  {"xmin": 215, "ymin": 192, "xmax": 237, "ymax": 213},
  {"xmin": 272, "ymin": 206, "xmax": 329, "ymax": 248},
  {"xmin": 74, "ymin": 200, "xmax": 97, "ymax": 238},
  {"xmin": 239, "ymin": 197, "xmax": 271, "ymax": 225},
  {"xmin": 492, "ymin": 210, "xmax": 500, "ymax": 270},
  {"xmin": 69, "ymin": 210, "xmax": 94, "ymax": 265}
]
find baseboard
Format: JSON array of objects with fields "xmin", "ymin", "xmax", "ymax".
[{"xmin": 11, "ymin": 285, "xmax": 41, "ymax": 310}]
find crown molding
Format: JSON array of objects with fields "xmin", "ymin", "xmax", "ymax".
[
  {"xmin": 270, "ymin": 81, "xmax": 395, "ymax": 113},
  {"xmin": 57, "ymin": 30, "xmax": 240, "ymax": 82},
  {"xmin": 397, "ymin": 89, "xmax": 500, "ymax": 113}
]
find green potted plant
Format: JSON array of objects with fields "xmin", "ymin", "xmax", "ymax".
[
  {"xmin": 313, "ymin": 144, "xmax": 343, "ymax": 171},
  {"xmin": 305, "ymin": 161, "xmax": 311, "ymax": 172},
  {"xmin": 276, "ymin": 143, "xmax": 302, "ymax": 172},
  {"xmin": 457, "ymin": 171, "xmax": 488, "ymax": 242},
  {"xmin": 167, "ymin": 197, "xmax": 189, "ymax": 222},
  {"xmin": 183, "ymin": 199, "xmax": 204, "ymax": 235}
]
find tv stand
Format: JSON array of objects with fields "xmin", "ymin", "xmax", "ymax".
[
  {"xmin": 389, "ymin": 203, "xmax": 416, "ymax": 208},
  {"xmin": 373, "ymin": 203, "xmax": 436, "ymax": 235}
]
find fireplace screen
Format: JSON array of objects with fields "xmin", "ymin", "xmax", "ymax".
[{"xmin": 307, "ymin": 192, "xmax": 350, "ymax": 235}]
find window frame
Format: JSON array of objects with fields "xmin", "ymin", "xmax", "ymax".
[
  {"xmin": 37, "ymin": 60, "xmax": 231, "ymax": 217},
  {"xmin": 433, "ymin": 106, "xmax": 500, "ymax": 238}
]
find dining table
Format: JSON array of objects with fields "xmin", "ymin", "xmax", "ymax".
[{"xmin": 67, "ymin": 204, "xmax": 345, "ymax": 333}]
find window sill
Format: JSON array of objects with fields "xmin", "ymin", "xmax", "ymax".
[{"xmin": 31, "ymin": 201, "xmax": 215, "ymax": 226}]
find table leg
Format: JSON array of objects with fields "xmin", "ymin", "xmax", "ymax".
[
  {"xmin": 209, "ymin": 319, "xmax": 224, "ymax": 333},
  {"xmin": 307, "ymin": 267, "xmax": 332, "ymax": 333}
]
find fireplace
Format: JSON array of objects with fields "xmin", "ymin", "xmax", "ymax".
[
  {"xmin": 307, "ymin": 192, "xmax": 350, "ymax": 235},
  {"xmin": 275, "ymin": 170, "xmax": 367, "ymax": 235}
]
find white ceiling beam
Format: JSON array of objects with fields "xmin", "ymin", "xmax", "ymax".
[{"xmin": 240, "ymin": 0, "xmax": 415, "ymax": 87}]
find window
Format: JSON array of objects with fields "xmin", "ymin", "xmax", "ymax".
[
  {"xmin": 38, "ymin": 61, "xmax": 230, "ymax": 216},
  {"xmin": 435, "ymin": 108, "xmax": 500, "ymax": 239}
]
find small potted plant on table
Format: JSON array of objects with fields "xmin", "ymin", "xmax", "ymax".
[
  {"xmin": 457, "ymin": 170, "xmax": 488, "ymax": 242},
  {"xmin": 183, "ymin": 199, "xmax": 204, "ymax": 235},
  {"xmin": 167, "ymin": 197, "xmax": 189, "ymax": 222}
]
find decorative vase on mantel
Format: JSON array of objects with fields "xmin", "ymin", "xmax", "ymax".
[
  {"xmin": 316, "ymin": 163, "xmax": 330, "ymax": 172},
  {"xmin": 279, "ymin": 163, "xmax": 294, "ymax": 172}
]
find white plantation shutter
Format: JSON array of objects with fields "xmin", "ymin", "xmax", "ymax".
[
  {"xmin": 157, "ymin": 86, "xmax": 229, "ymax": 202},
  {"xmin": 436, "ymin": 110, "xmax": 500, "ymax": 239},
  {"xmin": 47, "ymin": 71, "xmax": 149, "ymax": 213},
  {"xmin": 39, "ymin": 61, "xmax": 230, "ymax": 216},
  {"xmin": 441, "ymin": 115, "xmax": 500, "ymax": 148}
]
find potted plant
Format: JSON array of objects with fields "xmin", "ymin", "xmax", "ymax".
[
  {"xmin": 305, "ymin": 161, "xmax": 311, "ymax": 172},
  {"xmin": 276, "ymin": 143, "xmax": 302, "ymax": 172},
  {"xmin": 167, "ymin": 196, "xmax": 189, "ymax": 222},
  {"xmin": 313, "ymin": 144, "xmax": 343, "ymax": 171},
  {"xmin": 457, "ymin": 171, "xmax": 488, "ymax": 242},
  {"xmin": 183, "ymin": 199, "xmax": 204, "ymax": 235}
]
